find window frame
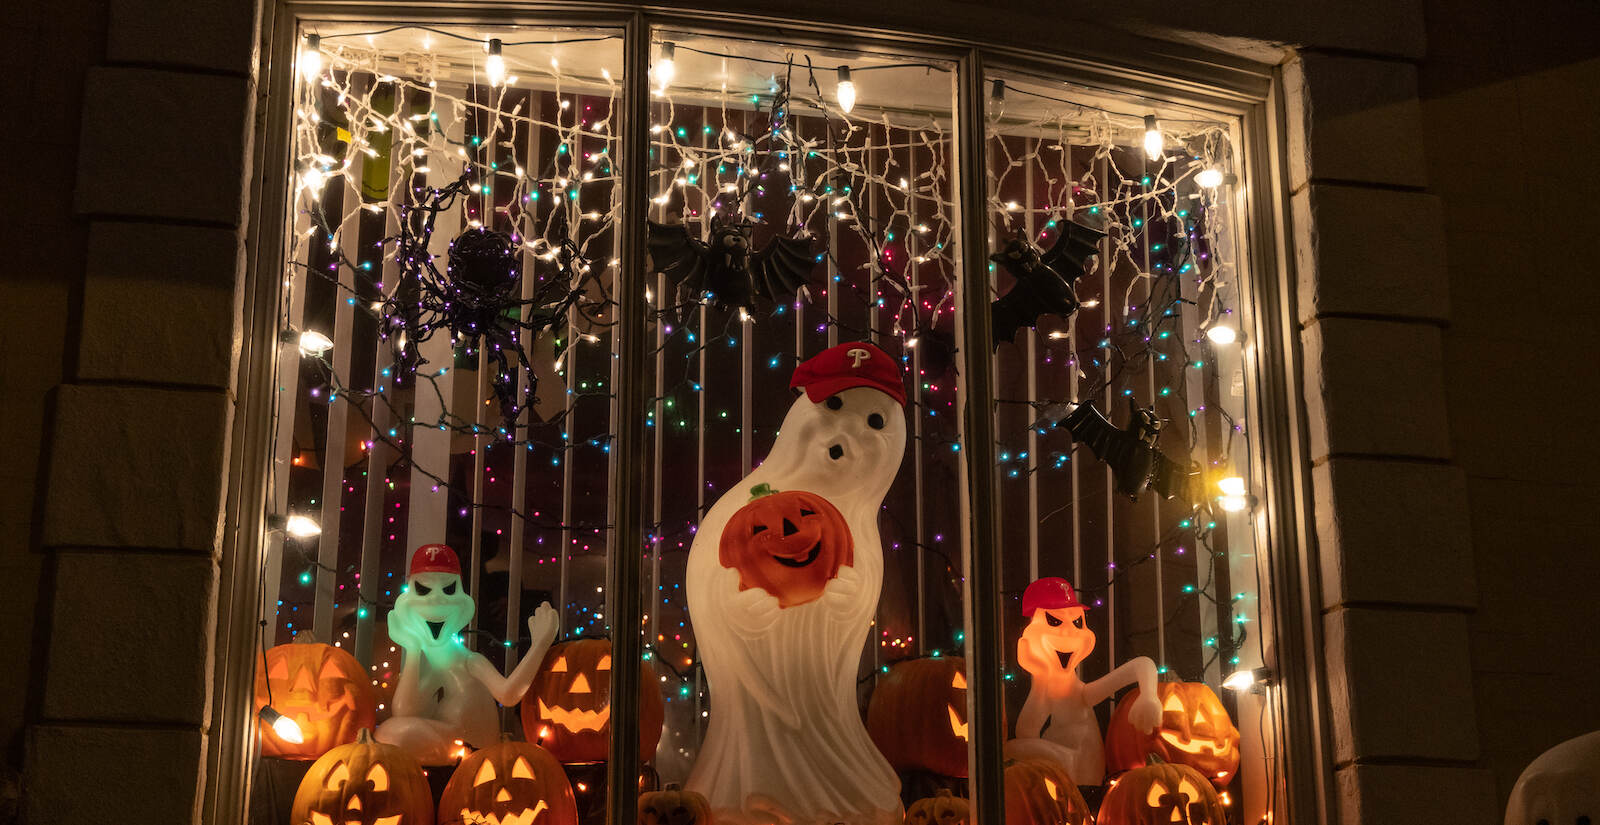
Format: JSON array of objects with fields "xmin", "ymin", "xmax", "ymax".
[{"xmin": 212, "ymin": 5, "xmax": 1327, "ymax": 824}]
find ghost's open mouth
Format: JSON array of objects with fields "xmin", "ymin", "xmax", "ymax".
[
  {"xmin": 828, "ymin": 443, "xmax": 844, "ymax": 460},
  {"xmin": 773, "ymin": 541, "xmax": 823, "ymax": 568},
  {"xmin": 1056, "ymin": 649, "xmax": 1072, "ymax": 669},
  {"xmin": 427, "ymin": 621, "xmax": 446, "ymax": 639}
]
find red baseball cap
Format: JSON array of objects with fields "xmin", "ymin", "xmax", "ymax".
[
  {"xmin": 1022, "ymin": 577, "xmax": 1086, "ymax": 616},
  {"xmin": 409, "ymin": 544, "xmax": 461, "ymax": 577},
  {"xmin": 790, "ymin": 341, "xmax": 906, "ymax": 407}
]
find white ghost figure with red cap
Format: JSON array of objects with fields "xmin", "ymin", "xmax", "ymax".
[
  {"xmin": 686, "ymin": 342, "xmax": 908, "ymax": 825},
  {"xmin": 377, "ymin": 543, "xmax": 559, "ymax": 764},
  {"xmin": 1505, "ymin": 730, "xmax": 1600, "ymax": 825}
]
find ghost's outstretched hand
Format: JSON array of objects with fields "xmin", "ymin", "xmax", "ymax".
[
  {"xmin": 527, "ymin": 601, "xmax": 559, "ymax": 650},
  {"xmin": 1128, "ymin": 688, "xmax": 1163, "ymax": 734},
  {"xmin": 822, "ymin": 565, "xmax": 863, "ymax": 617},
  {"xmin": 718, "ymin": 566, "xmax": 781, "ymax": 636},
  {"xmin": 386, "ymin": 606, "xmax": 425, "ymax": 653}
]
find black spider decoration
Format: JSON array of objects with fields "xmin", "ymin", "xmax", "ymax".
[
  {"xmin": 382, "ymin": 172, "xmax": 583, "ymax": 435},
  {"xmin": 990, "ymin": 219, "xmax": 1107, "ymax": 346},
  {"xmin": 1055, "ymin": 398, "xmax": 1198, "ymax": 501},
  {"xmin": 646, "ymin": 217, "xmax": 817, "ymax": 314}
]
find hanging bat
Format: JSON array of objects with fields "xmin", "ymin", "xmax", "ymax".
[
  {"xmin": 1057, "ymin": 398, "xmax": 1198, "ymax": 501},
  {"xmin": 646, "ymin": 218, "xmax": 817, "ymax": 312},
  {"xmin": 990, "ymin": 219, "xmax": 1107, "ymax": 347}
]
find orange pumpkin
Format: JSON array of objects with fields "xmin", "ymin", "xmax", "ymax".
[
  {"xmin": 905, "ymin": 789, "xmax": 969, "ymax": 825},
  {"xmin": 1098, "ymin": 761, "xmax": 1227, "ymax": 825},
  {"xmin": 291, "ymin": 729, "xmax": 434, "ymax": 825},
  {"xmin": 520, "ymin": 638, "xmax": 664, "ymax": 763},
  {"xmin": 718, "ymin": 485, "xmax": 854, "ymax": 608},
  {"xmin": 1004, "ymin": 757, "xmax": 1091, "ymax": 825},
  {"xmin": 866, "ymin": 656, "xmax": 970, "ymax": 778},
  {"xmin": 1104, "ymin": 683, "xmax": 1240, "ymax": 786},
  {"xmin": 439, "ymin": 739, "xmax": 577, "ymax": 825},
  {"xmin": 254, "ymin": 636, "xmax": 378, "ymax": 759},
  {"xmin": 638, "ymin": 786, "xmax": 713, "ymax": 825}
]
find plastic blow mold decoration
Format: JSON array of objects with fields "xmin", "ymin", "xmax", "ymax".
[
  {"xmin": 439, "ymin": 739, "xmax": 578, "ymax": 825},
  {"xmin": 520, "ymin": 637, "xmax": 665, "ymax": 764},
  {"xmin": 684, "ymin": 342, "xmax": 909, "ymax": 825},
  {"xmin": 1096, "ymin": 761, "xmax": 1227, "ymax": 825},
  {"xmin": 1003, "ymin": 757, "xmax": 1092, "ymax": 825},
  {"xmin": 866, "ymin": 656, "xmax": 970, "ymax": 778},
  {"xmin": 638, "ymin": 786, "xmax": 715, "ymax": 825},
  {"xmin": 904, "ymin": 790, "xmax": 969, "ymax": 825},
  {"xmin": 291, "ymin": 729, "xmax": 436, "ymax": 825},
  {"xmin": 255, "ymin": 635, "xmax": 378, "ymax": 760},
  {"xmin": 1104, "ymin": 682, "xmax": 1240, "ymax": 787},
  {"xmin": 1504, "ymin": 730, "xmax": 1600, "ymax": 825}
]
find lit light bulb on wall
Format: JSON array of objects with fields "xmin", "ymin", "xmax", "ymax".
[
  {"xmin": 1195, "ymin": 167, "xmax": 1224, "ymax": 188},
  {"xmin": 836, "ymin": 66, "xmax": 857, "ymax": 114},
  {"xmin": 1206, "ymin": 324, "xmax": 1237, "ymax": 345},
  {"xmin": 1216, "ymin": 475, "xmax": 1249, "ymax": 513},
  {"xmin": 654, "ymin": 41, "xmax": 676, "ymax": 90},
  {"xmin": 299, "ymin": 34, "xmax": 323, "ymax": 83},
  {"xmin": 296, "ymin": 330, "xmax": 333, "ymax": 356},
  {"xmin": 1143, "ymin": 114, "xmax": 1163, "ymax": 160},
  {"xmin": 1221, "ymin": 667, "xmax": 1272, "ymax": 692},
  {"xmin": 484, "ymin": 38, "xmax": 506, "ymax": 87},
  {"xmin": 259, "ymin": 706, "xmax": 305, "ymax": 744},
  {"xmin": 284, "ymin": 515, "xmax": 321, "ymax": 538}
]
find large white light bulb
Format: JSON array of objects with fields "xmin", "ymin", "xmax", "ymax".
[
  {"xmin": 299, "ymin": 35, "xmax": 323, "ymax": 83},
  {"xmin": 297, "ymin": 330, "xmax": 333, "ymax": 356},
  {"xmin": 260, "ymin": 706, "xmax": 305, "ymax": 744},
  {"xmin": 836, "ymin": 66, "xmax": 856, "ymax": 114},
  {"xmin": 484, "ymin": 39, "xmax": 506, "ymax": 87},
  {"xmin": 654, "ymin": 42, "xmax": 676, "ymax": 90},
  {"xmin": 284, "ymin": 515, "xmax": 322, "ymax": 538},
  {"xmin": 1217, "ymin": 475, "xmax": 1247, "ymax": 497},
  {"xmin": 1143, "ymin": 114, "xmax": 1163, "ymax": 161},
  {"xmin": 1221, "ymin": 670, "xmax": 1256, "ymax": 691},
  {"xmin": 1196, "ymin": 167, "xmax": 1224, "ymax": 188},
  {"xmin": 1206, "ymin": 324, "xmax": 1237, "ymax": 345}
]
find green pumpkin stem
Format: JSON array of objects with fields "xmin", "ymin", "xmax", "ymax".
[{"xmin": 747, "ymin": 483, "xmax": 780, "ymax": 501}]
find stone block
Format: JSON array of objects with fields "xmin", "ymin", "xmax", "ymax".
[
  {"xmin": 41, "ymin": 551, "xmax": 217, "ymax": 725},
  {"xmin": 1313, "ymin": 457, "xmax": 1476, "ymax": 608},
  {"xmin": 75, "ymin": 67, "xmax": 252, "ymax": 225},
  {"xmin": 78, "ymin": 221, "xmax": 242, "ymax": 389},
  {"xmin": 25, "ymin": 724, "xmax": 205, "ymax": 824},
  {"xmin": 1286, "ymin": 53, "xmax": 1428, "ymax": 191},
  {"xmin": 107, "ymin": 0, "xmax": 258, "ymax": 76},
  {"xmin": 1301, "ymin": 318, "xmax": 1451, "ymax": 460},
  {"xmin": 1335, "ymin": 764, "xmax": 1499, "ymax": 825},
  {"xmin": 1324, "ymin": 607, "xmax": 1480, "ymax": 762},
  {"xmin": 42, "ymin": 384, "xmax": 232, "ymax": 552},
  {"xmin": 1293, "ymin": 184, "xmax": 1450, "ymax": 322}
]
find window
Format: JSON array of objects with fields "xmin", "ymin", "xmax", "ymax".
[{"xmin": 243, "ymin": 13, "xmax": 1288, "ymax": 825}]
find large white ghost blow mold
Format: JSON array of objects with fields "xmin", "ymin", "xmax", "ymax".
[
  {"xmin": 377, "ymin": 543, "xmax": 558, "ymax": 764},
  {"xmin": 686, "ymin": 341, "xmax": 908, "ymax": 825},
  {"xmin": 1505, "ymin": 730, "xmax": 1600, "ymax": 825}
]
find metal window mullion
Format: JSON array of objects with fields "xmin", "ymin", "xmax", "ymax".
[
  {"xmin": 956, "ymin": 47, "xmax": 1004, "ymax": 825},
  {"xmin": 505, "ymin": 88, "xmax": 545, "ymax": 669},
  {"xmin": 1100, "ymin": 152, "xmax": 1116, "ymax": 670},
  {"xmin": 908, "ymin": 137, "xmax": 926, "ymax": 656},
  {"xmin": 1024, "ymin": 137, "xmax": 1039, "ymax": 583},
  {"xmin": 1143, "ymin": 161, "xmax": 1165, "ymax": 670}
]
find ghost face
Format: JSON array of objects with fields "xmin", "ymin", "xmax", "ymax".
[
  {"xmin": 392, "ymin": 571, "xmax": 475, "ymax": 649},
  {"xmin": 771, "ymin": 386, "xmax": 907, "ymax": 504},
  {"xmin": 1019, "ymin": 605, "xmax": 1095, "ymax": 677},
  {"xmin": 1505, "ymin": 731, "xmax": 1600, "ymax": 825}
]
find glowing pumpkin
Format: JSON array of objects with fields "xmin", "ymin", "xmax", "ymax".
[
  {"xmin": 439, "ymin": 739, "xmax": 577, "ymax": 825},
  {"xmin": 905, "ymin": 789, "xmax": 969, "ymax": 825},
  {"xmin": 520, "ymin": 638, "xmax": 664, "ymax": 764},
  {"xmin": 718, "ymin": 484, "xmax": 854, "ymax": 608},
  {"xmin": 1104, "ymin": 683, "xmax": 1240, "ymax": 786},
  {"xmin": 1098, "ymin": 762, "xmax": 1227, "ymax": 825},
  {"xmin": 254, "ymin": 636, "xmax": 378, "ymax": 759},
  {"xmin": 638, "ymin": 786, "xmax": 713, "ymax": 825},
  {"xmin": 1004, "ymin": 757, "xmax": 1091, "ymax": 825},
  {"xmin": 291, "ymin": 729, "xmax": 435, "ymax": 825},
  {"xmin": 866, "ymin": 656, "xmax": 970, "ymax": 778}
]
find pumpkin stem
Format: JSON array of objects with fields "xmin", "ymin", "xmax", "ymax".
[
  {"xmin": 1146, "ymin": 752, "xmax": 1166, "ymax": 765},
  {"xmin": 747, "ymin": 483, "xmax": 780, "ymax": 501},
  {"xmin": 356, "ymin": 729, "xmax": 374, "ymax": 744}
]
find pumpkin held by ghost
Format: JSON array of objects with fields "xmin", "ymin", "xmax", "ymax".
[
  {"xmin": 291, "ymin": 729, "xmax": 435, "ymax": 825},
  {"xmin": 254, "ymin": 636, "xmax": 378, "ymax": 759},
  {"xmin": 1104, "ymin": 683, "xmax": 1240, "ymax": 786},
  {"xmin": 866, "ymin": 656, "xmax": 970, "ymax": 778},
  {"xmin": 520, "ymin": 638, "xmax": 665, "ymax": 764},
  {"xmin": 1004, "ymin": 757, "xmax": 1091, "ymax": 825},
  {"xmin": 439, "ymin": 739, "xmax": 577, "ymax": 825},
  {"xmin": 1098, "ymin": 761, "xmax": 1227, "ymax": 825},
  {"xmin": 718, "ymin": 483, "xmax": 855, "ymax": 608},
  {"xmin": 904, "ymin": 790, "xmax": 969, "ymax": 825},
  {"xmin": 638, "ymin": 786, "xmax": 714, "ymax": 825}
]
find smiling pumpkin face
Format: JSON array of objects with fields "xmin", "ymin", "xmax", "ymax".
[
  {"xmin": 291, "ymin": 729, "xmax": 435, "ymax": 825},
  {"xmin": 1105, "ymin": 683, "xmax": 1241, "ymax": 787},
  {"xmin": 254, "ymin": 637, "xmax": 377, "ymax": 759},
  {"xmin": 866, "ymin": 656, "xmax": 971, "ymax": 778},
  {"xmin": 1098, "ymin": 762, "xmax": 1227, "ymax": 825},
  {"xmin": 519, "ymin": 639, "xmax": 664, "ymax": 764},
  {"xmin": 440, "ymin": 740, "xmax": 577, "ymax": 825},
  {"xmin": 718, "ymin": 485, "xmax": 854, "ymax": 608}
]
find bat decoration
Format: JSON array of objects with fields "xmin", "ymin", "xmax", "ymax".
[
  {"xmin": 990, "ymin": 219, "xmax": 1107, "ymax": 347},
  {"xmin": 646, "ymin": 218, "xmax": 817, "ymax": 313},
  {"xmin": 1056, "ymin": 398, "xmax": 1199, "ymax": 501}
]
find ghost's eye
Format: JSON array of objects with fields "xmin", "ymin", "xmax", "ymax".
[
  {"xmin": 1072, "ymin": 615, "xmax": 1084, "ymax": 629},
  {"xmin": 443, "ymin": 581, "xmax": 456, "ymax": 595},
  {"xmin": 1045, "ymin": 613, "xmax": 1063, "ymax": 627},
  {"xmin": 414, "ymin": 582, "xmax": 431, "ymax": 596},
  {"xmin": 825, "ymin": 396, "xmax": 844, "ymax": 410},
  {"xmin": 867, "ymin": 413, "xmax": 885, "ymax": 430}
]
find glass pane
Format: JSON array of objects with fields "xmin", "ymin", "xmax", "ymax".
[
  {"xmin": 637, "ymin": 30, "xmax": 967, "ymax": 824},
  {"xmin": 255, "ymin": 22, "xmax": 625, "ymax": 825},
  {"xmin": 984, "ymin": 69, "xmax": 1268, "ymax": 821}
]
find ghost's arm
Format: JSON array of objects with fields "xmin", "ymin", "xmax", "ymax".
[
  {"xmin": 387, "ymin": 607, "xmax": 429, "ymax": 717},
  {"xmin": 466, "ymin": 602, "xmax": 559, "ymax": 706},
  {"xmin": 696, "ymin": 566, "xmax": 800, "ymax": 728},
  {"xmin": 1083, "ymin": 654, "xmax": 1161, "ymax": 732},
  {"xmin": 1016, "ymin": 681, "xmax": 1049, "ymax": 738}
]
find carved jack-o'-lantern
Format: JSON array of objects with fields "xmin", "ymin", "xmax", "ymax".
[
  {"xmin": 718, "ymin": 484, "xmax": 854, "ymax": 608},
  {"xmin": 439, "ymin": 739, "xmax": 577, "ymax": 825},
  {"xmin": 1098, "ymin": 762, "xmax": 1227, "ymax": 825},
  {"xmin": 866, "ymin": 656, "xmax": 970, "ymax": 778},
  {"xmin": 291, "ymin": 729, "xmax": 435, "ymax": 825},
  {"xmin": 905, "ymin": 789, "xmax": 969, "ymax": 825},
  {"xmin": 1105, "ymin": 683, "xmax": 1240, "ymax": 786},
  {"xmin": 254, "ymin": 636, "xmax": 378, "ymax": 759},
  {"xmin": 638, "ymin": 786, "xmax": 713, "ymax": 825},
  {"xmin": 520, "ymin": 638, "xmax": 665, "ymax": 764},
  {"xmin": 1004, "ymin": 758, "xmax": 1091, "ymax": 825}
]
